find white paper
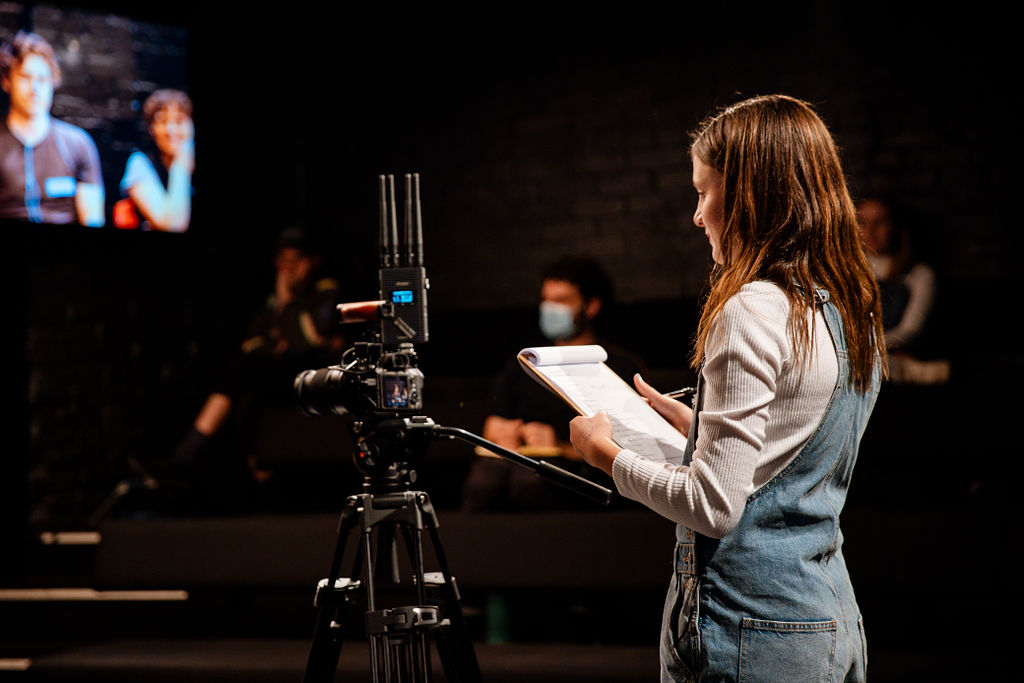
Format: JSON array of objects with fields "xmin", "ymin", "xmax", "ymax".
[
  {"xmin": 518, "ymin": 346, "xmax": 687, "ymax": 464},
  {"xmin": 520, "ymin": 344, "xmax": 608, "ymax": 367}
]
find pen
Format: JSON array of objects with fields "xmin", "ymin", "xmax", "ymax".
[{"xmin": 665, "ymin": 386, "xmax": 696, "ymax": 399}]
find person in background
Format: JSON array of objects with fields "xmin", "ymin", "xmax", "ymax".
[
  {"xmin": 570, "ymin": 95, "xmax": 885, "ymax": 681},
  {"xmin": 460, "ymin": 255, "xmax": 646, "ymax": 512},
  {"xmin": 0, "ymin": 30, "xmax": 104, "ymax": 226},
  {"xmin": 115, "ymin": 88, "xmax": 194, "ymax": 232},
  {"xmin": 856, "ymin": 195, "xmax": 936, "ymax": 352},
  {"xmin": 168, "ymin": 228, "xmax": 344, "ymax": 502},
  {"xmin": 857, "ymin": 195, "xmax": 948, "ymax": 384}
]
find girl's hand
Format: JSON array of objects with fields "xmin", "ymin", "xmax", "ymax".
[
  {"xmin": 634, "ymin": 374, "xmax": 693, "ymax": 436},
  {"xmin": 569, "ymin": 412, "xmax": 620, "ymax": 476}
]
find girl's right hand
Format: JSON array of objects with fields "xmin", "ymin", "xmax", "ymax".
[
  {"xmin": 634, "ymin": 374, "xmax": 692, "ymax": 436},
  {"xmin": 174, "ymin": 136, "xmax": 195, "ymax": 174}
]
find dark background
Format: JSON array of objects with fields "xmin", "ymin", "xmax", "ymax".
[
  {"xmin": 6, "ymin": 1, "xmax": 1020, "ymax": 521},
  {"xmin": 2, "ymin": 0, "xmax": 1020, "ymax": 628},
  {"xmin": 0, "ymin": 2, "xmax": 1019, "ymax": 678}
]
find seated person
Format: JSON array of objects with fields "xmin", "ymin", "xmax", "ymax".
[
  {"xmin": 857, "ymin": 195, "xmax": 947, "ymax": 384},
  {"xmin": 857, "ymin": 195, "xmax": 936, "ymax": 353},
  {"xmin": 461, "ymin": 255, "xmax": 646, "ymax": 512},
  {"xmin": 168, "ymin": 228, "xmax": 345, "ymax": 508}
]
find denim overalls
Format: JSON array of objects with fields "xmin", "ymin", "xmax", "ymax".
[{"xmin": 661, "ymin": 289, "xmax": 879, "ymax": 682}]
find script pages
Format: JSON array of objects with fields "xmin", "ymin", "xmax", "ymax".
[{"xmin": 517, "ymin": 345, "xmax": 687, "ymax": 465}]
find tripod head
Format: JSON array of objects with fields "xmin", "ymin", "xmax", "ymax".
[
  {"xmin": 351, "ymin": 416, "xmax": 433, "ymax": 482},
  {"xmin": 357, "ymin": 416, "xmax": 615, "ymax": 506}
]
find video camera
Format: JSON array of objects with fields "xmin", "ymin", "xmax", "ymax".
[
  {"xmin": 292, "ymin": 173, "xmax": 433, "ymax": 477},
  {"xmin": 294, "ymin": 173, "xmax": 429, "ymax": 422}
]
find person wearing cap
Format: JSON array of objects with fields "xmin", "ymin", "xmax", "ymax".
[{"xmin": 168, "ymin": 228, "xmax": 344, "ymax": 493}]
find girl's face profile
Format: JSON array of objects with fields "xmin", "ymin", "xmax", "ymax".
[{"xmin": 692, "ymin": 155, "xmax": 725, "ymax": 264}]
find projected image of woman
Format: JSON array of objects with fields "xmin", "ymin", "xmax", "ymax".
[
  {"xmin": 0, "ymin": 30, "xmax": 104, "ymax": 226},
  {"xmin": 116, "ymin": 88, "xmax": 194, "ymax": 232},
  {"xmin": 569, "ymin": 94, "xmax": 885, "ymax": 681}
]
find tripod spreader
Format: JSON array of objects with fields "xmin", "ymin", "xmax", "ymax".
[{"xmin": 399, "ymin": 417, "xmax": 614, "ymax": 507}]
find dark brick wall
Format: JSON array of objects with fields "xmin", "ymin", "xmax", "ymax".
[
  {"xmin": 8, "ymin": 6, "xmax": 1018, "ymax": 532},
  {"xmin": 275, "ymin": 10, "xmax": 1016, "ymax": 311},
  {"xmin": 18, "ymin": 230, "xmax": 251, "ymax": 528}
]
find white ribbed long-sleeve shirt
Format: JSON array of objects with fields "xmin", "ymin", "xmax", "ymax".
[{"xmin": 612, "ymin": 281, "xmax": 838, "ymax": 539}]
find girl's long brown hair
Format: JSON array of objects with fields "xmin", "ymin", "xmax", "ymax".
[{"xmin": 690, "ymin": 94, "xmax": 886, "ymax": 391}]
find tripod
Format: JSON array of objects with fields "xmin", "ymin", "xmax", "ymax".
[{"xmin": 302, "ymin": 416, "xmax": 612, "ymax": 683}]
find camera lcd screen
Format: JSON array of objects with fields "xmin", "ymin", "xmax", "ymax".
[
  {"xmin": 382, "ymin": 375, "xmax": 409, "ymax": 408},
  {"xmin": 391, "ymin": 289, "xmax": 415, "ymax": 304}
]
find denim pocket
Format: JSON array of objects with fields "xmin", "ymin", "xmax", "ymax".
[
  {"xmin": 738, "ymin": 617, "xmax": 837, "ymax": 682},
  {"xmin": 660, "ymin": 570, "xmax": 700, "ymax": 682}
]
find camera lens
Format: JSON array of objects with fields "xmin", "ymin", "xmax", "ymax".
[{"xmin": 294, "ymin": 366, "xmax": 349, "ymax": 416}]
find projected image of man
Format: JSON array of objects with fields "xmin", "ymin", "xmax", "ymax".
[{"xmin": 0, "ymin": 30, "xmax": 104, "ymax": 226}]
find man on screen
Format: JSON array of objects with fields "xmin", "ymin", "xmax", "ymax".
[{"xmin": 0, "ymin": 30, "xmax": 104, "ymax": 226}]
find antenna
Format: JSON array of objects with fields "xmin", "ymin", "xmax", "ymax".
[
  {"xmin": 404, "ymin": 174, "xmax": 415, "ymax": 267},
  {"xmin": 413, "ymin": 173, "xmax": 424, "ymax": 266},
  {"xmin": 387, "ymin": 174, "xmax": 400, "ymax": 267},
  {"xmin": 378, "ymin": 175, "xmax": 391, "ymax": 268}
]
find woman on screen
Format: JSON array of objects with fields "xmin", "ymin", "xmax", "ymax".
[{"xmin": 115, "ymin": 88, "xmax": 194, "ymax": 232}]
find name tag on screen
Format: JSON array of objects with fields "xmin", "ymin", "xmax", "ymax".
[{"xmin": 45, "ymin": 176, "xmax": 77, "ymax": 198}]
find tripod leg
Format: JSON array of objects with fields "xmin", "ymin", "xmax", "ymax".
[
  {"xmin": 304, "ymin": 487, "xmax": 481, "ymax": 683},
  {"xmin": 423, "ymin": 509, "xmax": 482, "ymax": 683},
  {"xmin": 304, "ymin": 497, "xmax": 362, "ymax": 683},
  {"xmin": 397, "ymin": 523, "xmax": 434, "ymax": 680},
  {"xmin": 363, "ymin": 517, "xmax": 435, "ymax": 682}
]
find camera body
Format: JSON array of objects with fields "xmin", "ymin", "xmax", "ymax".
[{"xmin": 294, "ymin": 341, "xmax": 424, "ymax": 419}]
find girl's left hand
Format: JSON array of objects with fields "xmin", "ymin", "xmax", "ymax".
[{"xmin": 569, "ymin": 412, "xmax": 620, "ymax": 476}]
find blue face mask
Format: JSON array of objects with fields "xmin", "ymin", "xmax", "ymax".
[{"xmin": 539, "ymin": 301, "xmax": 577, "ymax": 341}]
